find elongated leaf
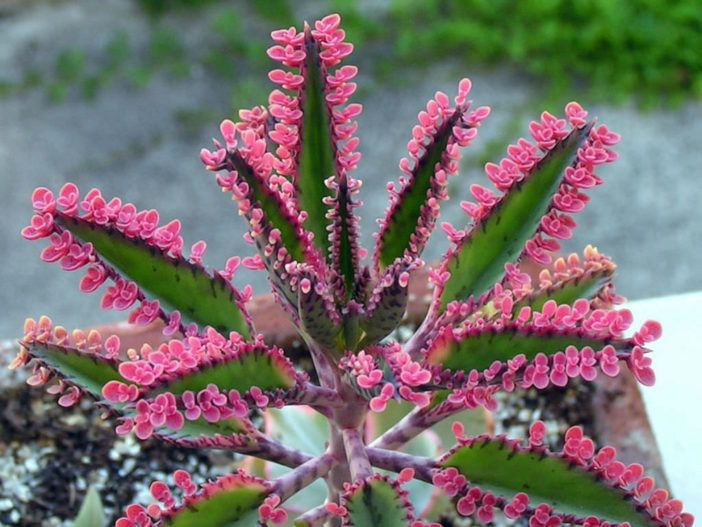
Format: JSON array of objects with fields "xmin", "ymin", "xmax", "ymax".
[
  {"xmin": 513, "ymin": 268, "xmax": 614, "ymax": 316},
  {"xmin": 376, "ymin": 112, "xmax": 459, "ymax": 271},
  {"xmin": 22, "ymin": 337, "xmax": 257, "ymax": 445},
  {"xmin": 297, "ymin": 277, "xmax": 342, "ymax": 350},
  {"xmin": 21, "ymin": 340, "xmax": 126, "ymax": 399},
  {"xmin": 359, "ymin": 260, "xmax": 414, "ymax": 347},
  {"xmin": 161, "ymin": 474, "xmax": 269, "ymax": 527},
  {"xmin": 330, "ymin": 173, "xmax": 360, "ymax": 301},
  {"xmin": 56, "ymin": 215, "xmax": 248, "ymax": 335},
  {"xmin": 149, "ymin": 344, "xmax": 297, "ymax": 396},
  {"xmin": 156, "ymin": 416, "xmax": 255, "ymax": 447},
  {"xmin": 297, "ymin": 30, "xmax": 336, "ymax": 260},
  {"xmin": 425, "ymin": 325, "xmax": 624, "ymax": 374},
  {"xmin": 71, "ymin": 486, "xmax": 104, "ymax": 527},
  {"xmin": 442, "ymin": 438, "xmax": 655, "ymax": 526},
  {"xmin": 228, "ymin": 152, "xmax": 307, "ymax": 264},
  {"xmin": 439, "ymin": 122, "xmax": 593, "ymax": 308},
  {"xmin": 344, "ymin": 477, "xmax": 411, "ymax": 527}
]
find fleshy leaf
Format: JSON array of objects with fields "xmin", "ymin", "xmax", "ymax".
[
  {"xmin": 148, "ymin": 342, "xmax": 297, "ymax": 396},
  {"xmin": 439, "ymin": 122, "xmax": 593, "ymax": 308},
  {"xmin": 359, "ymin": 258, "xmax": 417, "ymax": 347},
  {"xmin": 71, "ymin": 486, "xmax": 104, "ymax": 527},
  {"xmin": 375, "ymin": 110, "xmax": 460, "ymax": 271},
  {"xmin": 156, "ymin": 417, "xmax": 255, "ymax": 448},
  {"xmin": 56, "ymin": 215, "xmax": 249, "ymax": 335},
  {"xmin": 160, "ymin": 473, "xmax": 270, "ymax": 527},
  {"xmin": 328, "ymin": 172, "xmax": 362, "ymax": 301},
  {"xmin": 343, "ymin": 476, "xmax": 412, "ymax": 527},
  {"xmin": 226, "ymin": 150, "xmax": 308, "ymax": 264},
  {"xmin": 441, "ymin": 437, "xmax": 657, "ymax": 526},
  {"xmin": 296, "ymin": 273, "xmax": 343, "ymax": 350},
  {"xmin": 514, "ymin": 267, "xmax": 614, "ymax": 316},
  {"xmin": 425, "ymin": 325, "xmax": 626, "ymax": 374},
  {"xmin": 296, "ymin": 28, "xmax": 336, "ymax": 260},
  {"xmin": 21, "ymin": 339, "xmax": 127, "ymax": 400}
]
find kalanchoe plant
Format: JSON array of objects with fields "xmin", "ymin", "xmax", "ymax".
[{"xmin": 15, "ymin": 13, "xmax": 693, "ymax": 527}]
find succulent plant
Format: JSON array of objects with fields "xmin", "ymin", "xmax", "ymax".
[{"xmin": 15, "ymin": 13, "xmax": 693, "ymax": 527}]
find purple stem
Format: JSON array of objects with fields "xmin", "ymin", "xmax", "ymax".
[
  {"xmin": 368, "ymin": 399, "xmax": 470, "ymax": 450},
  {"xmin": 274, "ymin": 452, "xmax": 336, "ymax": 502},
  {"xmin": 308, "ymin": 340, "xmax": 336, "ymax": 389},
  {"xmin": 367, "ymin": 406, "xmax": 429, "ymax": 450},
  {"xmin": 341, "ymin": 428, "xmax": 372, "ymax": 481},
  {"xmin": 403, "ymin": 288, "xmax": 443, "ymax": 360},
  {"xmin": 294, "ymin": 383, "xmax": 344, "ymax": 408},
  {"xmin": 292, "ymin": 504, "xmax": 335, "ymax": 527},
  {"xmin": 254, "ymin": 435, "xmax": 314, "ymax": 468},
  {"xmin": 366, "ymin": 447, "xmax": 437, "ymax": 483}
]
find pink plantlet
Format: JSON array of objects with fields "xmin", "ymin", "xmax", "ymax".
[
  {"xmin": 504, "ymin": 492, "xmax": 530, "ymax": 519},
  {"xmin": 529, "ymin": 420, "xmax": 547, "ymax": 447},
  {"xmin": 258, "ymin": 494, "xmax": 288, "ymax": 524}
]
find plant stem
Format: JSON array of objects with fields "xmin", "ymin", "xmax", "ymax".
[
  {"xmin": 308, "ymin": 340, "xmax": 336, "ymax": 389},
  {"xmin": 341, "ymin": 428, "xmax": 371, "ymax": 481},
  {"xmin": 295, "ymin": 383, "xmax": 345, "ymax": 408},
  {"xmin": 366, "ymin": 447, "xmax": 437, "ymax": 483},
  {"xmin": 274, "ymin": 452, "xmax": 336, "ymax": 503},
  {"xmin": 368, "ymin": 398, "xmax": 473, "ymax": 450},
  {"xmin": 367, "ymin": 406, "xmax": 429, "ymax": 450},
  {"xmin": 292, "ymin": 504, "xmax": 335, "ymax": 527},
  {"xmin": 254, "ymin": 434, "xmax": 314, "ymax": 468}
]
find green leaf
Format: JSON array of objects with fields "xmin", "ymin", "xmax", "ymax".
[
  {"xmin": 296, "ymin": 31, "xmax": 336, "ymax": 260},
  {"xmin": 21, "ymin": 340, "xmax": 127, "ymax": 400},
  {"xmin": 442, "ymin": 438, "xmax": 656, "ymax": 526},
  {"xmin": 376, "ymin": 112, "xmax": 458, "ymax": 271},
  {"xmin": 56, "ymin": 215, "xmax": 249, "ymax": 336},
  {"xmin": 439, "ymin": 122, "xmax": 593, "ymax": 309},
  {"xmin": 71, "ymin": 486, "xmax": 104, "ymax": 527},
  {"xmin": 148, "ymin": 344, "xmax": 297, "ymax": 396},
  {"xmin": 359, "ymin": 264, "xmax": 411, "ymax": 347},
  {"xmin": 425, "ymin": 325, "xmax": 622, "ymax": 374},
  {"xmin": 297, "ymin": 280, "xmax": 342, "ymax": 350},
  {"xmin": 331, "ymin": 173, "xmax": 360, "ymax": 301},
  {"xmin": 162, "ymin": 474, "xmax": 269, "ymax": 527},
  {"xmin": 156, "ymin": 415, "xmax": 254, "ymax": 446},
  {"xmin": 345, "ymin": 478, "xmax": 411, "ymax": 527},
  {"xmin": 227, "ymin": 152, "xmax": 306, "ymax": 264},
  {"xmin": 21, "ymin": 337, "xmax": 254, "ymax": 445},
  {"xmin": 513, "ymin": 267, "xmax": 614, "ymax": 316}
]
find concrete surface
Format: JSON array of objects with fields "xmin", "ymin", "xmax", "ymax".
[
  {"xmin": 628, "ymin": 292, "xmax": 702, "ymax": 514},
  {"xmin": 1, "ymin": 0, "xmax": 701, "ymax": 341}
]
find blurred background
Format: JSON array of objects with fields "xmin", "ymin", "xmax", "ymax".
[{"xmin": 1, "ymin": 0, "xmax": 701, "ymax": 339}]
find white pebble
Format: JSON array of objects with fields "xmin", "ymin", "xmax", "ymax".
[
  {"xmin": 119, "ymin": 457, "xmax": 137, "ymax": 476},
  {"xmin": 517, "ymin": 408, "xmax": 531, "ymax": 421},
  {"xmin": 24, "ymin": 457, "xmax": 39, "ymax": 472}
]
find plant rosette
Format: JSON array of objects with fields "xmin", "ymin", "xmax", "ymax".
[{"xmin": 13, "ymin": 12, "xmax": 692, "ymax": 527}]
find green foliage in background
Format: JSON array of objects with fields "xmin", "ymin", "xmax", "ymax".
[
  {"xmin": 385, "ymin": 0, "xmax": 702, "ymax": 106},
  {"xmin": 3, "ymin": 0, "xmax": 698, "ymax": 109}
]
